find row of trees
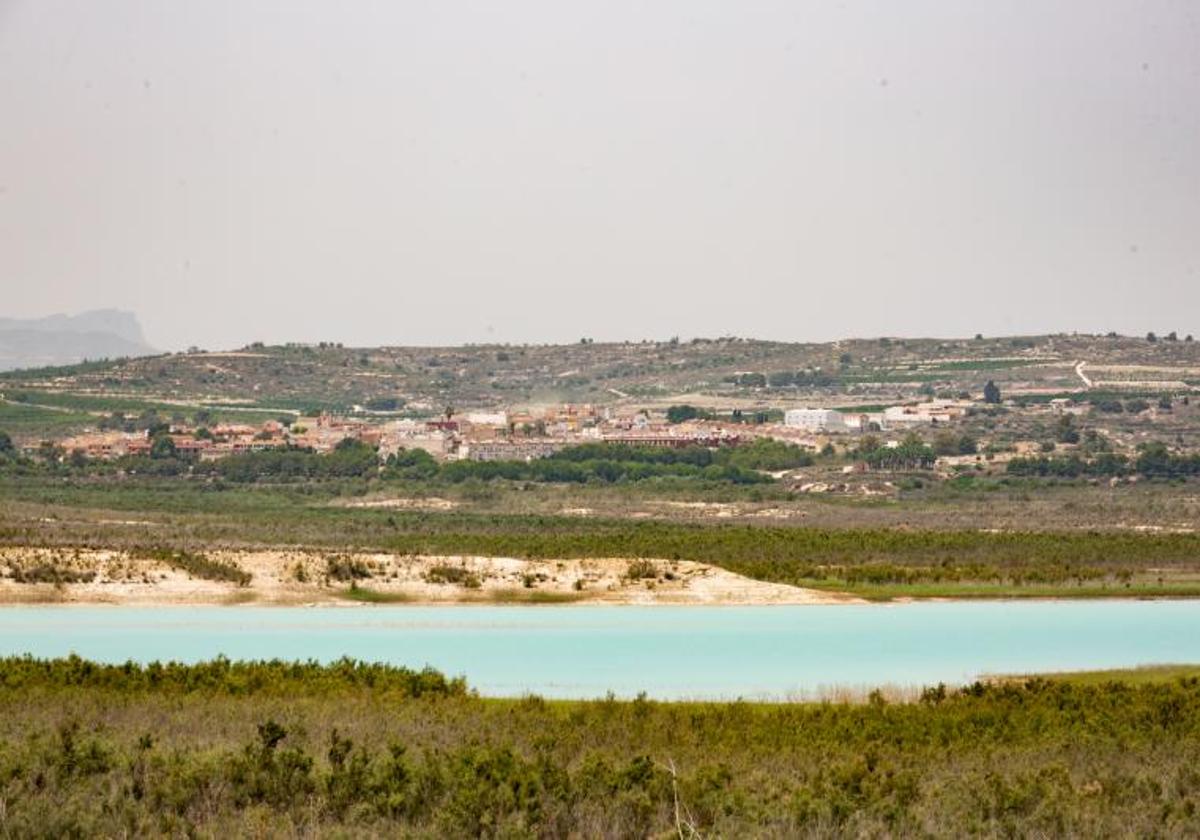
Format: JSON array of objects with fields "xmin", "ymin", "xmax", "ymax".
[
  {"xmin": 551, "ymin": 439, "xmax": 813, "ymax": 470},
  {"xmin": 1005, "ymin": 453, "xmax": 1131, "ymax": 478},
  {"xmin": 1146, "ymin": 332, "xmax": 1194, "ymax": 342},
  {"xmin": 2, "ymin": 431, "xmax": 814, "ymax": 485},
  {"xmin": 436, "ymin": 457, "xmax": 769, "ymax": 485},
  {"xmin": 387, "ymin": 439, "xmax": 815, "ymax": 485},
  {"xmin": 25, "ymin": 438, "xmax": 811, "ymax": 486},
  {"xmin": 856, "ymin": 434, "xmax": 938, "ymax": 470},
  {"xmin": 1092, "ymin": 398, "xmax": 1157, "ymax": 414},
  {"xmin": 2, "ymin": 437, "xmax": 382, "ymax": 480},
  {"xmin": 721, "ymin": 370, "xmax": 837, "ymax": 389},
  {"xmin": 664, "ymin": 405, "xmax": 780, "ymax": 425},
  {"xmin": 200, "ymin": 439, "xmax": 380, "ymax": 482},
  {"xmin": 1007, "ymin": 443, "xmax": 1200, "ymax": 480}
]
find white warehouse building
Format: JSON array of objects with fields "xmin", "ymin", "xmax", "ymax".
[{"xmin": 784, "ymin": 408, "xmax": 847, "ymax": 432}]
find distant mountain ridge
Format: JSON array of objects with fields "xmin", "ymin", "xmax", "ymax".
[{"xmin": 0, "ymin": 309, "xmax": 156, "ymax": 371}]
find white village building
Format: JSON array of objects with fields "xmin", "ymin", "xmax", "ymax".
[{"xmin": 784, "ymin": 408, "xmax": 847, "ymax": 432}]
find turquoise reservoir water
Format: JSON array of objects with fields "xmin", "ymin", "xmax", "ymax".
[{"xmin": 1, "ymin": 601, "xmax": 1198, "ymax": 699}]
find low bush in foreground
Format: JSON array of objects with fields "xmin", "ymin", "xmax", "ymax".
[
  {"xmin": 0, "ymin": 655, "xmax": 467, "ymax": 697},
  {"xmin": 0, "ymin": 657, "xmax": 1199, "ymax": 837}
]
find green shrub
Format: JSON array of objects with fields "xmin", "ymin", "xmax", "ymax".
[{"xmin": 134, "ymin": 548, "xmax": 251, "ymax": 586}]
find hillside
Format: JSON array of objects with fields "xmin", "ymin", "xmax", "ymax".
[{"xmin": 1, "ymin": 332, "xmax": 1196, "ymax": 418}]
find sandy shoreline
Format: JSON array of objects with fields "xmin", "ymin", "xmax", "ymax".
[{"xmin": 0, "ymin": 547, "xmax": 859, "ymax": 607}]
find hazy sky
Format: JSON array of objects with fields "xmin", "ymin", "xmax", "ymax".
[{"xmin": 2, "ymin": 1, "xmax": 1198, "ymax": 350}]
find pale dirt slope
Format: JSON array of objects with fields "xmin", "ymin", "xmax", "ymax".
[{"xmin": 0, "ymin": 547, "xmax": 857, "ymax": 606}]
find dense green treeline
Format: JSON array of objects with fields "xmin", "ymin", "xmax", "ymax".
[
  {"xmin": 202, "ymin": 439, "xmax": 382, "ymax": 482},
  {"xmin": 0, "ymin": 435, "xmax": 815, "ymax": 486},
  {"xmin": 397, "ymin": 438, "xmax": 813, "ymax": 485},
  {"xmin": 212, "ymin": 438, "xmax": 812, "ymax": 485},
  {"xmin": 2, "ymin": 657, "xmax": 1199, "ymax": 836},
  {"xmin": 1008, "ymin": 443, "xmax": 1200, "ymax": 480},
  {"xmin": 860, "ymin": 438, "xmax": 937, "ymax": 470},
  {"xmin": 546, "ymin": 438, "xmax": 814, "ymax": 470},
  {"xmin": 436, "ymin": 457, "xmax": 767, "ymax": 485},
  {"xmin": 1007, "ymin": 454, "xmax": 1132, "ymax": 478}
]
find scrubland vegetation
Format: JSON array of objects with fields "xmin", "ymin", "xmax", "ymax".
[
  {"xmin": 1, "ymin": 656, "xmax": 1198, "ymax": 837},
  {"xmin": 3, "ymin": 470, "xmax": 1200, "ymax": 599}
]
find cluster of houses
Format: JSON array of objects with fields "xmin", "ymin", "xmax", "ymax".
[
  {"xmin": 48, "ymin": 399, "xmax": 976, "ymax": 465},
  {"xmin": 388, "ymin": 406, "xmax": 743, "ymax": 461},
  {"xmin": 57, "ymin": 414, "xmax": 383, "ymax": 462},
  {"xmin": 52, "ymin": 405, "xmax": 744, "ymax": 464}
]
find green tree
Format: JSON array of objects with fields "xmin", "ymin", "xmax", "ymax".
[
  {"xmin": 0, "ymin": 430, "xmax": 13, "ymax": 455},
  {"xmin": 665, "ymin": 405, "xmax": 701, "ymax": 424},
  {"xmin": 862, "ymin": 435, "xmax": 936, "ymax": 470},
  {"xmin": 150, "ymin": 435, "xmax": 177, "ymax": 460},
  {"xmin": 1081, "ymin": 429, "xmax": 1112, "ymax": 454},
  {"xmin": 136, "ymin": 410, "xmax": 169, "ymax": 436},
  {"xmin": 982, "ymin": 380, "xmax": 1002, "ymax": 404},
  {"xmin": 1056, "ymin": 415, "xmax": 1080, "ymax": 444},
  {"xmin": 386, "ymin": 448, "xmax": 438, "ymax": 480},
  {"xmin": 1135, "ymin": 441, "xmax": 1171, "ymax": 476},
  {"xmin": 855, "ymin": 434, "xmax": 881, "ymax": 455}
]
